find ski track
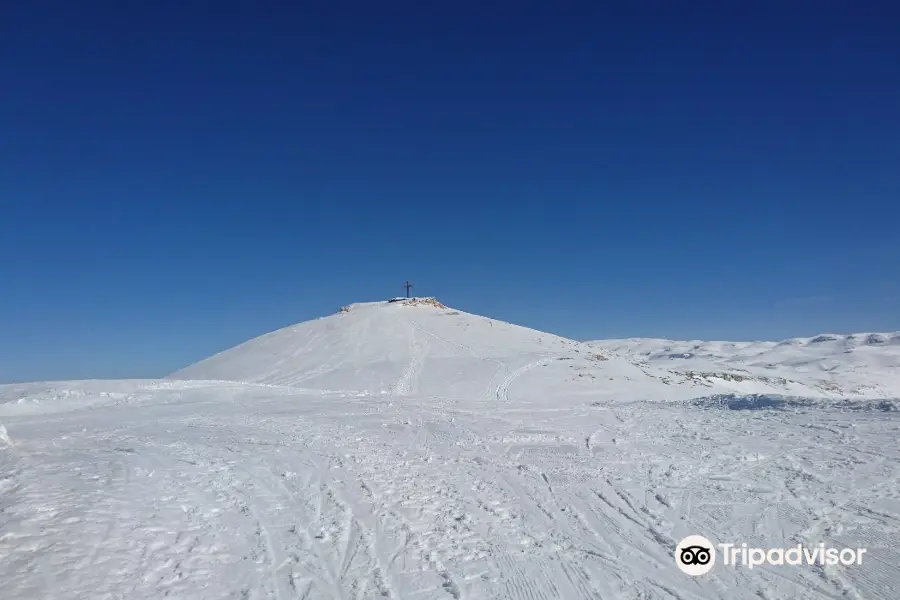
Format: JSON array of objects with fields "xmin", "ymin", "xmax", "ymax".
[
  {"xmin": 494, "ymin": 359, "xmax": 554, "ymax": 403},
  {"xmin": 3, "ymin": 387, "xmax": 899, "ymax": 599},
  {"xmin": 392, "ymin": 318, "xmax": 428, "ymax": 397},
  {"xmin": 3, "ymin": 311, "xmax": 900, "ymax": 599},
  {"xmin": 397, "ymin": 314, "xmax": 510, "ymax": 405}
]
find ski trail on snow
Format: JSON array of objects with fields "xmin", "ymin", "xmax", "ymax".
[
  {"xmin": 495, "ymin": 359, "xmax": 553, "ymax": 403},
  {"xmin": 392, "ymin": 317, "xmax": 428, "ymax": 397},
  {"xmin": 397, "ymin": 313, "xmax": 550, "ymax": 405}
]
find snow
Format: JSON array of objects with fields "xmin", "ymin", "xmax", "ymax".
[
  {"xmin": 2, "ymin": 301, "xmax": 899, "ymax": 599},
  {"xmin": 589, "ymin": 332, "xmax": 900, "ymax": 398}
]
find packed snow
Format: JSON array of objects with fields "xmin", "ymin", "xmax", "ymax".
[{"xmin": 2, "ymin": 299, "xmax": 898, "ymax": 599}]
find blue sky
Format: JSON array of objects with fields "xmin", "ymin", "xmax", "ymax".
[{"xmin": 2, "ymin": 1, "xmax": 898, "ymax": 382}]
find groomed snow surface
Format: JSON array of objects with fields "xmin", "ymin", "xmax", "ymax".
[{"xmin": 2, "ymin": 299, "xmax": 898, "ymax": 599}]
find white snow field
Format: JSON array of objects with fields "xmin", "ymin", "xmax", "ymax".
[
  {"xmin": 1, "ymin": 299, "xmax": 899, "ymax": 600},
  {"xmin": 589, "ymin": 332, "xmax": 900, "ymax": 399}
]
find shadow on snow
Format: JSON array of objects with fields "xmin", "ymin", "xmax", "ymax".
[{"xmin": 684, "ymin": 394, "xmax": 900, "ymax": 412}]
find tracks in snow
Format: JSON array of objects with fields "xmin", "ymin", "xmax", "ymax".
[
  {"xmin": 6, "ymin": 343, "xmax": 900, "ymax": 599},
  {"xmin": 494, "ymin": 359, "xmax": 553, "ymax": 403},
  {"xmin": 140, "ymin": 437, "xmax": 395, "ymax": 600},
  {"xmin": 397, "ymin": 313, "xmax": 556, "ymax": 405},
  {"xmin": 392, "ymin": 318, "xmax": 428, "ymax": 397}
]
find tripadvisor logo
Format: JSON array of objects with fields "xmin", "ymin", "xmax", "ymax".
[
  {"xmin": 675, "ymin": 535, "xmax": 868, "ymax": 575},
  {"xmin": 675, "ymin": 535, "xmax": 716, "ymax": 575}
]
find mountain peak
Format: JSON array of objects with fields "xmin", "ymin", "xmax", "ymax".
[{"xmin": 340, "ymin": 297, "xmax": 448, "ymax": 313}]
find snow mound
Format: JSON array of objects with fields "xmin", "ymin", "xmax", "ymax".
[
  {"xmin": 0, "ymin": 422, "xmax": 11, "ymax": 447},
  {"xmin": 172, "ymin": 302, "xmax": 849, "ymax": 403},
  {"xmin": 170, "ymin": 300, "xmax": 688, "ymax": 399}
]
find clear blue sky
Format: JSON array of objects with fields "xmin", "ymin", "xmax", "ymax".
[{"xmin": 2, "ymin": 1, "xmax": 898, "ymax": 382}]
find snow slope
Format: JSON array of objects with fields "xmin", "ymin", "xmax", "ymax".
[
  {"xmin": 171, "ymin": 299, "xmax": 839, "ymax": 401},
  {"xmin": 2, "ymin": 300, "xmax": 899, "ymax": 599},
  {"xmin": 589, "ymin": 332, "xmax": 900, "ymax": 398}
]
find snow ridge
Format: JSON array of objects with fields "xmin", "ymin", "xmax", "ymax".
[{"xmin": 590, "ymin": 331, "xmax": 900, "ymax": 398}]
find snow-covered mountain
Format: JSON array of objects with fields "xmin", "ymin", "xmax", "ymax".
[
  {"xmin": 2, "ymin": 299, "xmax": 898, "ymax": 600},
  {"xmin": 589, "ymin": 332, "xmax": 900, "ymax": 399},
  {"xmin": 171, "ymin": 298, "xmax": 842, "ymax": 401},
  {"xmin": 172, "ymin": 297, "xmax": 592, "ymax": 395}
]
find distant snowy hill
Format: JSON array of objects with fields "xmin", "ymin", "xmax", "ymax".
[
  {"xmin": 589, "ymin": 332, "xmax": 900, "ymax": 399},
  {"xmin": 2, "ymin": 300, "xmax": 898, "ymax": 599}
]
